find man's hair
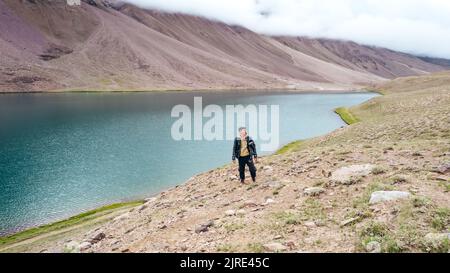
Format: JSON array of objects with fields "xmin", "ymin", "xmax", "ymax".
[{"xmin": 239, "ymin": 127, "xmax": 247, "ymax": 132}]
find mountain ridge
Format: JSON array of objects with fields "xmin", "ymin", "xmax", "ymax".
[{"xmin": 0, "ymin": 0, "xmax": 448, "ymax": 92}]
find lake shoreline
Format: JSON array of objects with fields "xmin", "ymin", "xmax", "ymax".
[
  {"xmin": 0, "ymin": 90, "xmax": 379, "ymax": 246},
  {"xmin": 0, "ymin": 87, "xmax": 378, "ymax": 95}
]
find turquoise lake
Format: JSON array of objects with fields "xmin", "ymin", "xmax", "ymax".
[{"xmin": 0, "ymin": 91, "xmax": 378, "ymax": 235}]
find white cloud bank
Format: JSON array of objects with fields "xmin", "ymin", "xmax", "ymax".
[{"xmin": 123, "ymin": 0, "xmax": 450, "ymax": 59}]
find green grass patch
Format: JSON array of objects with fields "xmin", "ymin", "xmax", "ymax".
[
  {"xmin": 224, "ymin": 222, "xmax": 246, "ymax": 233},
  {"xmin": 276, "ymin": 140, "xmax": 304, "ymax": 155},
  {"xmin": 273, "ymin": 211, "xmax": 301, "ymax": 226},
  {"xmin": 334, "ymin": 107, "xmax": 360, "ymax": 125},
  {"xmin": 247, "ymin": 243, "xmax": 264, "ymax": 253},
  {"xmin": 0, "ymin": 201, "xmax": 143, "ymax": 248},
  {"xmin": 358, "ymin": 222, "xmax": 403, "ymax": 253},
  {"xmin": 216, "ymin": 244, "xmax": 238, "ymax": 253},
  {"xmin": 431, "ymin": 207, "xmax": 449, "ymax": 231}
]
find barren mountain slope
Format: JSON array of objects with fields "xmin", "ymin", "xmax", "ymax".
[
  {"xmin": 274, "ymin": 37, "xmax": 446, "ymax": 79},
  {"xmin": 0, "ymin": 0, "xmax": 291, "ymax": 91},
  {"xmin": 0, "ymin": 0, "xmax": 448, "ymax": 92}
]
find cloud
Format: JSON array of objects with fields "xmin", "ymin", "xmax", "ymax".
[{"xmin": 123, "ymin": 0, "xmax": 450, "ymax": 59}]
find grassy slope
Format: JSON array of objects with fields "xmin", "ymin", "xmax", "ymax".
[
  {"xmin": 278, "ymin": 72, "xmax": 450, "ymax": 252},
  {"xmin": 0, "ymin": 201, "xmax": 143, "ymax": 251},
  {"xmin": 334, "ymin": 107, "xmax": 360, "ymax": 125}
]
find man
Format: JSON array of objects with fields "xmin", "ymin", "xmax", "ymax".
[{"xmin": 232, "ymin": 127, "xmax": 257, "ymax": 184}]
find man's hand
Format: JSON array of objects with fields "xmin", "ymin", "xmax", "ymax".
[
  {"xmin": 254, "ymin": 156, "xmax": 258, "ymax": 163},
  {"xmin": 232, "ymin": 159, "xmax": 236, "ymax": 164}
]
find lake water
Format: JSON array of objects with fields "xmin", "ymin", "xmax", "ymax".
[{"xmin": 0, "ymin": 91, "xmax": 377, "ymax": 235}]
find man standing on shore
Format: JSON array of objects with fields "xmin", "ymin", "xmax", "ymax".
[{"xmin": 232, "ymin": 127, "xmax": 257, "ymax": 184}]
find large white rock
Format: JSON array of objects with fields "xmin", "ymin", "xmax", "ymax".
[
  {"xmin": 263, "ymin": 242, "xmax": 288, "ymax": 252},
  {"xmin": 330, "ymin": 164, "xmax": 375, "ymax": 185},
  {"xmin": 67, "ymin": 0, "xmax": 81, "ymax": 6},
  {"xmin": 369, "ymin": 191, "xmax": 411, "ymax": 204},
  {"xmin": 64, "ymin": 241, "xmax": 81, "ymax": 253},
  {"xmin": 304, "ymin": 187, "xmax": 325, "ymax": 196}
]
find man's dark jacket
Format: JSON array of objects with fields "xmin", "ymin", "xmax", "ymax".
[{"xmin": 232, "ymin": 136, "xmax": 257, "ymax": 160}]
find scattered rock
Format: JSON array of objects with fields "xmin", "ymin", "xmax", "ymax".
[
  {"xmin": 90, "ymin": 232, "xmax": 106, "ymax": 244},
  {"xmin": 304, "ymin": 221, "xmax": 316, "ymax": 228},
  {"xmin": 64, "ymin": 241, "xmax": 81, "ymax": 253},
  {"xmin": 436, "ymin": 163, "xmax": 450, "ymax": 174},
  {"xmin": 369, "ymin": 191, "xmax": 411, "ymax": 204},
  {"xmin": 79, "ymin": 241, "xmax": 92, "ymax": 251},
  {"xmin": 242, "ymin": 200, "xmax": 258, "ymax": 208},
  {"xmin": 314, "ymin": 219, "xmax": 326, "ymax": 227},
  {"xmin": 236, "ymin": 209, "xmax": 246, "ymax": 215},
  {"xmin": 138, "ymin": 204, "xmax": 148, "ymax": 212},
  {"xmin": 267, "ymin": 181, "xmax": 281, "ymax": 188},
  {"xmin": 340, "ymin": 217, "xmax": 359, "ymax": 227},
  {"xmin": 229, "ymin": 175, "xmax": 238, "ymax": 181},
  {"xmin": 434, "ymin": 176, "xmax": 449, "ymax": 182},
  {"xmin": 263, "ymin": 242, "xmax": 288, "ymax": 252},
  {"xmin": 423, "ymin": 233, "xmax": 450, "ymax": 252},
  {"xmin": 263, "ymin": 166, "xmax": 274, "ymax": 175},
  {"xmin": 330, "ymin": 164, "xmax": 375, "ymax": 185},
  {"xmin": 195, "ymin": 220, "xmax": 214, "ymax": 234},
  {"xmin": 225, "ymin": 210, "xmax": 236, "ymax": 216},
  {"xmin": 303, "ymin": 187, "xmax": 325, "ymax": 196},
  {"xmin": 264, "ymin": 198, "xmax": 275, "ymax": 205},
  {"xmin": 365, "ymin": 241, "xmax": 381, "ymax": 253}
]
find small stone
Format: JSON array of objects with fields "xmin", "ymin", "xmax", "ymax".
[
  {"xmin": 315, "ymin": 219, "xmax": 326, "ymax": 227},
  {"xmin": 304, "ymin": 221, "xmax": 316, "ymax": 228},
  {"xmin": 236, "ymin": 209, "xmax": 246, "ymax": 215},
  {"xmin": 79, "ymin": 242, "xmax": 92, "ymax": 251},
  {"xmin": 268, "ymin": 181, "xmax": 281, "ymax": 188},
  {"xmin": 434, "ymin": 176, "xmax": 449, "ymax": 182},
  {"xmin": 369, "ymin": 191, "xmax": 411, "ymax": 204},
  {"xmin": 303, "ymin": 187, "xmax": 325, "ymax": 196},
  {"xmin": 158, "ymin": 224, "xmax": 167, "ymax": 229},
  {"xmin": 225, "ymin": 210, "xmax": 236, "ymax": 216},
  {"xmin": 263, "ymin": 242, "xmax": 288, "ymax": 252},
  {"xmin": 365, "ymin": 241, "xmax": 381, "ymax": 253},
  {"xmin": 90, "ymin": 232, "xmax": 106, "ymax": 244},
  {"xmin": 229, "ymin": 175, "xmax": 238, "ymax": 181},
  {"xmin": 138, "ymin": 204, "xmax": 148, "ymax": 212},
  {"xmin": 195, "ymin": 220, "xmax": 214, "ymax": 234},
  {"xmin": 340, "ymin": 217, "xmax": 359, "ymax": 227},
  {"xmin": 330, "ymin": 164, "xmax": 375, "ymax": 185},
  {"xmin": 243, "ymin": 200, "xmax": 258, "ymax": 208},
  {"xmin": 64, "ymin": 241, "xmax": 80, "ymax": 253},
  {"xmin": 423, "ymin": 233, "xmax": 450, "ymax": 251},
  {"xmin": 264, "ymin": 198, "xmax": 275, "ymax": 205},
  {"xmin": 436, "ymin": 163, "xmax": 450, "ymax": 174}
]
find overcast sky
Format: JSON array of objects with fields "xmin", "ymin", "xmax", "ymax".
[{"xmin": 123, "ymin": 0, "xmax": 450, "ymax": 59}]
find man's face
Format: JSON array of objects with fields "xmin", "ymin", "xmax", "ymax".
[{"xmin": 240, "ymin": 129, "xmax": 247, "ymax": 138}]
